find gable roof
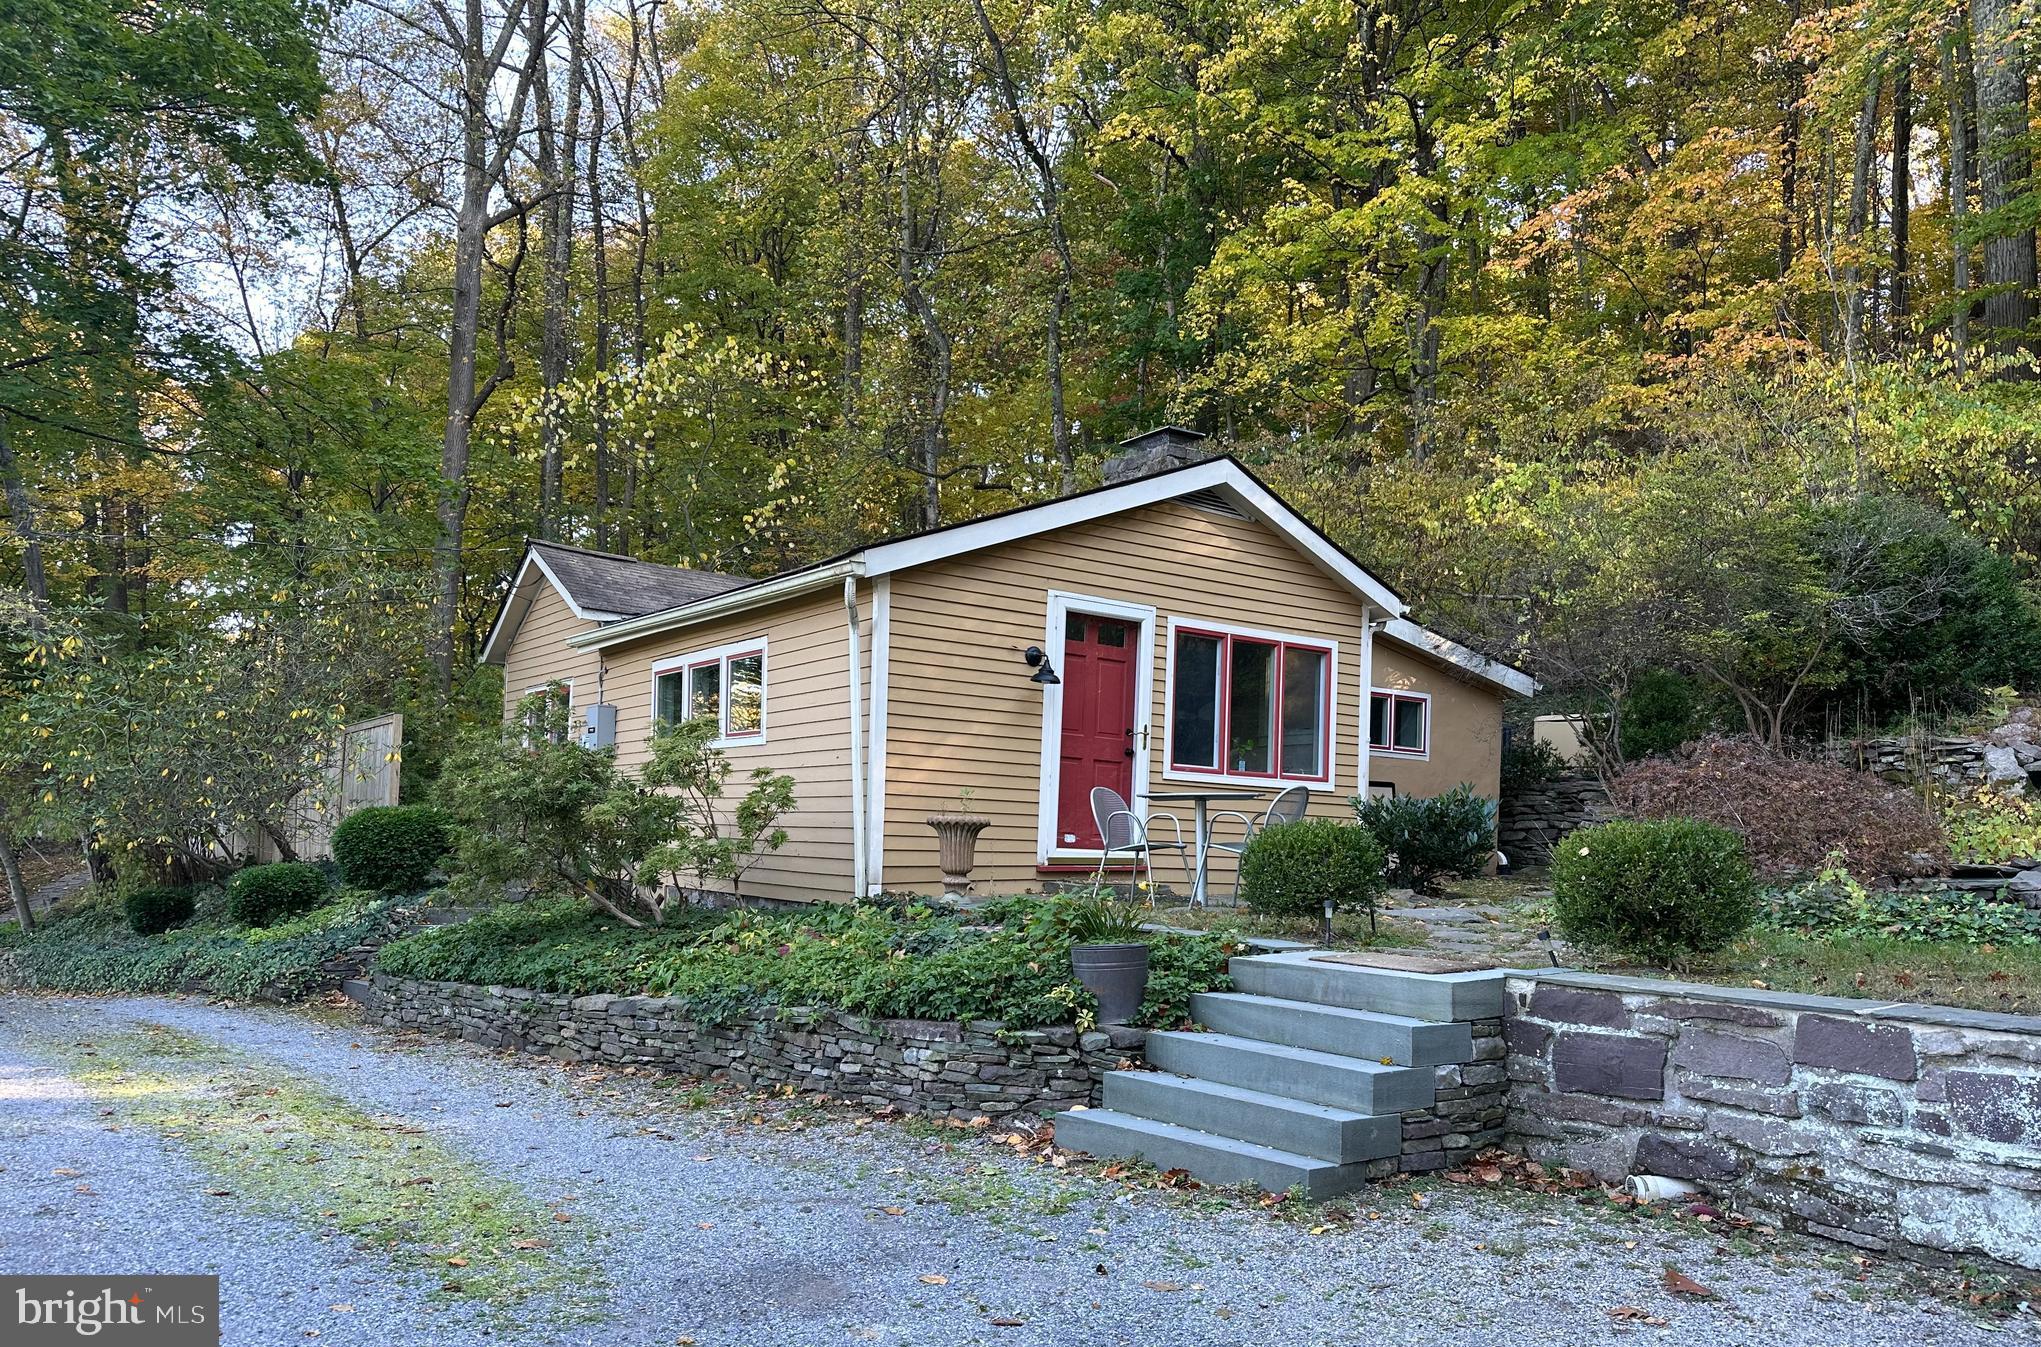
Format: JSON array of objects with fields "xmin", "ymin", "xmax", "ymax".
[
  {"xmin": 568, "ymin": 455, "xmax": 1409, "ymax": 650},
  {"xmin": 492, "ymin": 455, "xmax": 1533, "ymax": 698},
  {"xmin": 478, "ymin": 540, "xmax": 749, "ymax": 665}
]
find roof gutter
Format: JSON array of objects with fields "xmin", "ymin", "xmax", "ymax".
[{"xmin": 567, "ymin": 558, "xmax": 866, "ymax": 653}]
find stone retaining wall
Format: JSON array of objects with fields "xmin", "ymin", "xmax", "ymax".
[
  {"xmin": 1391, "ymin": 1018, "xmax": 1509, "ymax": 1176},
  {"xmin": 362, "ymin": 973, "xmax": 1145, "ymax": 1120},
  {"xmin": 1497, "ymin": 776, "xmax": 1611, "ymax": 863},
  {"xmin": 1504, "ymin": 971, "xmax": 2041, "ymax": 1271}
]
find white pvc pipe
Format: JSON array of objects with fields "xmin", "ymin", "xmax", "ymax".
[{"xmin": 1627, "ymin": 1174, "xmax": 1702, "ymax": 1202}]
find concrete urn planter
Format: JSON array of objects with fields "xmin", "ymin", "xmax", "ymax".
[{"xmin": 926, "ymin": 813, "xmax": 992, "ymax": 895}]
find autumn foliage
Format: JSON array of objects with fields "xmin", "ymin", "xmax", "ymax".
[{"xmin": 1611, "ymin": 736, "xmax": 1948, "ymax": 880}]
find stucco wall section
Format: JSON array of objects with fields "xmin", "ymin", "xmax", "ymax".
[{"xmin": 1369, "ymin": 643, "xmax": 1505, "ymax": 802}]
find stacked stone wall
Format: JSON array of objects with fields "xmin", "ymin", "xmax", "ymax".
[{"xmin": 1504, "ymin": 972, "xmax": 2041, "ymax": 1271}]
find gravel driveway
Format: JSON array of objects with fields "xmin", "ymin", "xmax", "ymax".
[{"xmin": 0, "ymin": 994, "xmax": 2022, "ymax": 1347}]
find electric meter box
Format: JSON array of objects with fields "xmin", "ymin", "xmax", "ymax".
[{"xmin": 580, "ymin": 703, "xmax": 618, "ymax": 749}]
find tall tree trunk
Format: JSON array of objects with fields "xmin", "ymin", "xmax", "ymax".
[
  {"xmin": 535, "ymin": 0, "xmax": 586, "ymax": 540},
  {"xmin": 1972, "ymin": 0, "xmax": 2038, "ymax": 361},
  {"xmin": 587, "ymin": 60, "xmax": 613, "ymax": 551},
  {"xmin": 432, "ymin": 0, "xmax": 548, "ymax": 689},
  {"xmin": 1890, "ymin": 58, "xmax": 1912, "ymax": 332},
  {"xmin": 0, "ymin": 828, "xmax": 30, "ymax": 934},
  {"xmin": 1843, "ymin": 73, "xmax": 1881, "ymax": 367},
  {"xmin": 1945, "ymin": 32, "xmax": 1975, "ymax": 365},
  {"xmin": 968, "ymin": 0, "xmax": 1075, "ymax": 493},
  {"xmin": 0, "ymin": 418, "xmax": 48, "ymax": 606}
]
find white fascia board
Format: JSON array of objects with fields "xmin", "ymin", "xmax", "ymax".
[
  {"xmin": 479, "ymin": 552, "xmax": 625, "ymax": 666},
  {"xmin": 528, "ymin": 550, "xmax": 627, "ymax": 622},
  {"xmin": 1381, "ymin": 616, "xmax": 1538, "ymax": 698},
  {"xmin": 567, "ymin": 559, "xmax": 863, "ymax": 652},
  {"xmin": 859, "ymin": 459, "xmax": 1409, "ymax": 618}
]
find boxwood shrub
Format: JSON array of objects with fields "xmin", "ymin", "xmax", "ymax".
[
  {"xmin": 1237, "ymin": 818, "xmax": 1387, "ymax": 919},
  {"xmin": 332, "ymin": 805, "xmax": 451, "ymax": 894},
  {"xmin": 1551, "ymin": 817, "xmax": 1758, "ymax": 965},
  {"xmin": 122, "ymin": 885, "xmax": 197, "ymax": 936},
  {"xmin": 227, "ymin": 862, "xmax": 330, "ymax": 928}
]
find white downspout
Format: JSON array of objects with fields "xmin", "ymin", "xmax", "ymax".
[
  {"xmin": 1360, "ymin": 610, "xmax": 1384, "ymax": 795},
  {"xmin": 845, "ymin": 577, "xmax": 868, "ymax": 900}
]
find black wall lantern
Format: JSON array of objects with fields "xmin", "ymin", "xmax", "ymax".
[{"xmin": 1023, "ymin": 645, "xmax": 1061, "ymax": 685}]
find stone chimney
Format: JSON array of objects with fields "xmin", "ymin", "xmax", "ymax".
[{"xmin": 1102, "ymin": 425, "xmax": 1211, "ymax": 483}]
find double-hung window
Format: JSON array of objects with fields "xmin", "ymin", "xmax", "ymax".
[
  {"xmin": 521, "ymin": 681, "xmax": 573, "ymax": 745},
  {"xmin": 1370, "ymin": 689, "xmax": 1430, "ymax": 757},
  {"xmin": 1167, "ymin": 620, "xmax": 1334, "ymax": 785},
  {"xmin": 653, "ymin": 640, "xmax": 766, "ymax": 744}
]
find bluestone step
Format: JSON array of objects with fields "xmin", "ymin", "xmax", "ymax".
[
  {"xmin": 1144, "ymin": 1030, "xmax": 1433, "ymax": 1113},
  {"xmin": 1228, "ymin": 951, "xmax": 1508, "ymax": 1022},
  {"xmin": 1054, "ymin": 1108, "xmax": 1372, "ymax": 1199},
  {"xmin": 1190, "ymin": 991, "xmax": 1472, "ymax": 1066},
  {"xmin": 1104, "ymin": 1070, "xmax": 1399, "ymax": 1163}
]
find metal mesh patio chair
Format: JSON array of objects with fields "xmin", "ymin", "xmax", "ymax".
[
  {"xmin": 1206, "ymin": 785, "xmax": 1312, "ymax": 902},
  {"xmin": 1090, "ymin": 787, "xmax": 1191, "ymax": 901}
]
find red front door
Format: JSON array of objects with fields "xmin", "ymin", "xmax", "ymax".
[{"xmin": 1056, "ymin": 613, "xmax": 1139, "ymax": 851}]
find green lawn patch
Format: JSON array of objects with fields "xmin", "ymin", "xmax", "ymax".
[
  {"xmin": 375, "ymin": 896, "xmax": 1237, "ymax": 1029},
  {"xmin": 52, "ymin": 1024, "xmax": 602, "ymax": 1315},
  {"xmin": 1681, "ymin": 929, "xmax": 2041, "ymax": 1016}
]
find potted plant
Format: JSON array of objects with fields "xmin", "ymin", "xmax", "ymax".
[
  {"xmin": 927, "ymin": 788, "xmax": 991, "ymax": 895},
  {"xmin": 1063, "ymin": 890, "xmax": 1151, "ymax": 1025}
]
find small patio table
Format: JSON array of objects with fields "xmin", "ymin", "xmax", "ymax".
[{"xmin": 1141, "ymin": 789, "xmax": 1262, "ymax": 907}]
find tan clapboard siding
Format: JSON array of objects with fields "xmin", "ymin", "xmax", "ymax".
[
  {"xmin": 1363, "ymin": 644, "xmax": 1504, "ymax": 803},
  {"xmin": 500, "ymin": 582, "xmax": 603, "ymax": 719},
  {"xmin": 879, "ymin": 499, "xmax": 1380, "ymax": 896},
  {"xmin": 595, "ymin": 586, "xmax": 863, "ymax": 904}
]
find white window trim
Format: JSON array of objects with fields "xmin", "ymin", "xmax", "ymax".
[
  {"xmin": 1161, "ymin": 615, "xmax": 1341, "ymax": 792},
  {"xmin": 520, "ymin": 679, "xmax": 575, "ymax": 745},
  {"xmin": 1034, "ymin": 591, "xmax": 1157, "ymax": 865},
  {"xmin": 651, "ymin": 638, "xmax": 769, "ymax": 747},
  {"xmin": 1369, "ymin": 686, "xmax": 1432, "ymax": 761}
]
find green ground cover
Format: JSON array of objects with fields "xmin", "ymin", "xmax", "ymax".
[{"xmin": 375, "ymin": 896, "xmax": 1236, "ymax": 1030}]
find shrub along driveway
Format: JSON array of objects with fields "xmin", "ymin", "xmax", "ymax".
[{"xmin": 0, "ymin": 994, "xmax": 2019, "ymax": 1347}]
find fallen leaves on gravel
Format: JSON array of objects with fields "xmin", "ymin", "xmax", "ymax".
[
  {"xmin": 1662, "ymin": 1268, "xmax": 1714, "ymax": 1298},
  {"xmin": 988, "ymin": 1317, "xmax": 1025, "ymax": 1327},
  {"xmin": 1605, "ymin": 1306, "xmax": 1669, "ymax": 1326},
  {"xmin": 1141, "ymin": 1281, "xmax": 1182, "ymax": 1293},
  {"xmin": 917, "ymin": 1275, "xmax": 948, "ymax": 1285}
]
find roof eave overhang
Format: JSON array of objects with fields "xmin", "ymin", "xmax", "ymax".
[
  {"xmin": 566, "ymin": 559, "xmax": 864, "ymax": 652},
  {"xmin": 1380, "ymin": 616, "xmax": 1539, "ymax": 698},
  {"xmin": 860, "ymin": 458, "xmax": 1409, "ymax": 617}
]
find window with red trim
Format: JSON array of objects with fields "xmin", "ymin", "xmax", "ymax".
[
  {"xmin": 1169, "ymin": 627, "xmax": 1331, "ymax": 782},
  {"xmin": 1370, "ymin": 691, "xmax": 1429, "ymax": 756},
  {"xmin": 655, "ymin": 646, "xmax": 765, "ymax": 741}
]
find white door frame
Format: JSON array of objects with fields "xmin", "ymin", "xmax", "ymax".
[{"xmin": 1034, "ymin": 590, "xmax": 1158, "ymax": 865}]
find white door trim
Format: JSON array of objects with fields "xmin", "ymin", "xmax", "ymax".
[{"xmin": 1035, "ymin": 590, "xmax": 1158, "ymax": 865}]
